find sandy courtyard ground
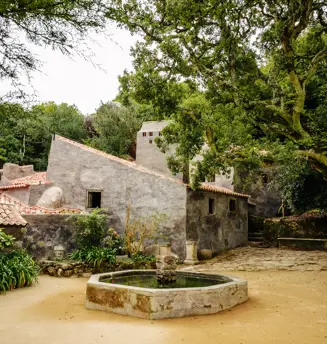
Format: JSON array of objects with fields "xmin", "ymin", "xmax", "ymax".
[{"xmin": 1, "ymin": 269, "xmax": 327, "ymax": 344}]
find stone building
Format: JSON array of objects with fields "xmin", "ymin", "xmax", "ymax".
[
  {"xmin": 45, "ymin": 134, "xmax": 248, "ymax": 258},
  {"xmin": 0, "ymin": 121, "xmax": 251, "ymax": 259}
]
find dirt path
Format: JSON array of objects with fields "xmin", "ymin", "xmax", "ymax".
[{"xmin": 1, "ymin": 271, "xmax": 327, "ymax": 344}]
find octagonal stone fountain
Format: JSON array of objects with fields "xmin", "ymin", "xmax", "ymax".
[{"xmin": 85, "ymin": 253, "xmax": 248, "ymax": 320}]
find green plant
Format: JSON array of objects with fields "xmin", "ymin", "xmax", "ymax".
[
  {"xmin": 69, "ymin": 247, "xmax": 116, "ymax": 270},
  {"xmin": 131, "ymin": 252, "xmax": 156, "ymax": 264},
  {"xmin": 0, "ymin": 249, "xmax": 39, "ymax": 292},
  {"xmin": 69, "ymin": 209, "xmax": 107, "ymax": 249},
  {"xmin": 103, "ymin": 228, "xmax": 124, "ymax": 254},
  {"xmin": 0, "ymin": 229, "xmax": 15, "ymax": 249}
]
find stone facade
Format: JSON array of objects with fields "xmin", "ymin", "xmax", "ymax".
[
  {"xmin": 47, "ymin": 135, "xmax": 188, "ymax": 257},
  {"xmin": 44, "ymin": 135, "xmax": 249, "ymax": 259},
  {"xmin": 186, "ymin": 189, "xmax": 248, "ymax": 254}
]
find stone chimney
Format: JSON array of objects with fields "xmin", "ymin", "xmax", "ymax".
[{"xmin": 2, "ymin": 163, "xmax": 35, "ymax": 180}]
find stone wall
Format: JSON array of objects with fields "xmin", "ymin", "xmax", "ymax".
[
  {"xmin": 186, "ymin": 190, "xmax": 248, "ymax": 254},
  {"xmin": 263, "ymin": 212, "xmax": 327, "ymax": 248},
  {"xmin": 46, "ymin": 136, "xmax": 188, "ymax": 258},
  {"xmin": 11, "ymin": 214, "xmax": 77, "ymax": 259}
]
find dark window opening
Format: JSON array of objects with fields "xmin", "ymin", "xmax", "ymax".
[
  {"xmin": 142, "ymin": 132, "xmax": 147, "ymax": 137},
  {"xmin": 207, "ymin": 175, "xmax": 215, "ymax": 182},
  {"xmin": 149, "ymin": 132, "xmax": 153, "ymax": 136},
  {"xmin": 229, "ymin": 199, "xmax": 236, "ymax": 212},
  {"xmin": 261, "ymin": 173, "xmax": 268, "ymax": 185},
  {"xmin": 88, "ymin": 191, "xmax": 102, "ymax": 208},
  {"xmin": 149, "ymin": 140, "xmax": 153, "ymax": 144},
  {"xmin": 209, "ymin": 198, "xmax": 215, "ymax": 214},
  {"xmin": 159, "ymin": 132, "xmax": 162, "ymax": 136}
]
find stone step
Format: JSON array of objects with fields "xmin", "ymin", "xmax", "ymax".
[{"xmin": 248, "ymin": 236, "xmax": 264, "ymax": 242}]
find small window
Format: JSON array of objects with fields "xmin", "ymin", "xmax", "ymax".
[
  {"xmin": 87, "ymin": 191, "xmax": 102, "ymax": 208},
  {"xmin": 261, "ymin": 173, "xmax": 268, "ymax": 185},
  {"xmin": 229, "ymin": 199, "xmax": 236, "ymax": 212},
  {"xmin": 159, "ymin": 132, "xmax": 162, "ymax": 136},
  {"xmin": 149, "ymin": 140, "xmax": 153, "ymax": 144},
  {"xmin": 207, "ymin": 175, "xmax": 215, "ymax": 182},
  {"xmin": 149, "ymin": 132, "xmax": 153, "ymax": 136},
  {"xmin": 209, "ymin": 198, "xmax": 215, "ymax": 214},
  {"xmin": 142, "ymin": 132, "xmax": 147, "ymax": 137}
]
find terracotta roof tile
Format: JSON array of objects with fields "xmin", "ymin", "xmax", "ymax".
[
  {"xmin": 0, "ymin": 203, "xmax": 27, "ymax": 226},
  {"xmin": 0, "ymin": 192, "xmax": 82, "ymax": 215},
  {"xmin": 0, "ymin": 172, "xmax": 50, "ymax": 191},
  {"xmin": 11, "ymin": 172, "xmax": 48, "ymax": 186},
  {"xmin": 198, "ymin": 184, "xmax": 250, "ymax": 198}
]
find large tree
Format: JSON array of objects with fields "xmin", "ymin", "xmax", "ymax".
[
  {"xmin": 0, "ymin": 101, "xmax": 87, "ymax": 170},
  {"xmin": 0, "ymin": 0, "xmax": 112, "ymax": 94},
  {"xmin": 87, "ymin": 102, "xmax": 142, "ymax": 158},
  {"xmin": 111, "ymin": 0, "xmax": 327, "ymax": 182}
]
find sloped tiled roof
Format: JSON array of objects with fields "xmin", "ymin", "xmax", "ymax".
[
  {"xmin": 11, "ymin": 172, "xmax": 48, "ymax": 185},
  {"xmin": 198, "ymin": 184, "xmax": 249, "ymax": 198},
  {"xmin": 55, "ymin": 135, "xmax": 249, "ymax": 198},
  {"xmin": 0, "ymin": 203, "xmax": 27, "ymax": 226},
  {"xmin": 0, "ymin": 172, "xmax": 49, "ymax": 191},
  {"xmin": 0, "ymin": 192, "xmax": 81, "ymax": 215}
]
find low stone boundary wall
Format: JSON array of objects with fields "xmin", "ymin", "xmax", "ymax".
[
  {"xmin": 263, "ymin": 212, "xmax": 327, "ymax": 249},
  {"xmin": 39, "ymin": 259, "xmax": 157, "ymax": 278}
]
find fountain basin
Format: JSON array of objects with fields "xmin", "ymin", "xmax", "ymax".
[{"xmin": 85, "ymin": 270, "xmax": 248, "ymax": 319}]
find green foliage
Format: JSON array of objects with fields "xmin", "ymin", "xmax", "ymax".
[
  {"xmin": 110, "ymin": 0, "xmax": 327, "ymax": 196},
  {"xmin": 0, "ymin": 229, "xmax": 15, "ymax": 249},
  {"xmin": 103, "ymin": 228, "xmax": 124, "ymax": 255},
  {"xmin": 69, "ymin": 209, "xmax": 108, "ymax": 249},
  {"xmin": 87, "ymin": 102, "xmax": 141, "ymax": 157},
  {"xmin": 0, "ymin": 0, "xmax": 109, "ymax": 92},
  {"xmin": 0, "ymin": 230, "xmax": 39, "ymax": 293},
  {"xmin": 130, "ymin": 252, "xmax": 156, "ymax": 264},
  {"xmin": 69, "ymin": 247, "xmax": 116, "ymax": 270},
  {"xmin": 0, "ymin": 101, "xmax": 88, "ymax": 170}
]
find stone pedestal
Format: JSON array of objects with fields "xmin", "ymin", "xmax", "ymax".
[
  {"xmin": 159, "ymin": 243, "xmax": 171, "ymax": 256},
  {"xmin": 183, "ymin": 240, "xmax": 199, "ymax": 265},
  {"xmin": 53, "ymin": 245, "xmax": 65, "ymax": 260}
]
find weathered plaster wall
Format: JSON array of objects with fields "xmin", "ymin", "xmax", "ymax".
[
  {"xmin": 186, "ymin": 190, "xmax": 248, "ymax": 254},
  {"xmin": 46, "ymin": 137, "xmax": 188, "ymax": 258},
  {"xmin": 2, "ymin": 163, "xmax": 34, "ymax": 180},
  {"xmin": 234, "ymin": 168, "xmax": 281, "ymax": 218},
  {"xmin": 4, "ymin": 187, "xmax": 30, "ymax": 204},
  {"xmin": 136, "ymin": 121, "xmax": 180, "ymax": 178}
]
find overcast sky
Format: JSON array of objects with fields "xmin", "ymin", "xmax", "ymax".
[{"xmin": 1, "ymin": 25, "xmax": 139, "ymax": 115}]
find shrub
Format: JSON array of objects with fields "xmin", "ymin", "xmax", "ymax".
[
  {"xmin": 0, "ymin": 229, "xmax": 39, "ymax": 293},
  {"xmin": 103, "ymin": 228, "xmax": 124, "ymax": 254},
  {"xmin": 69, "ymin": 209, "xmax": 108, "ymax": 249},
  {"xmin": 69, "ymin": 247, "xmax": 116, "ymax": 270},
  {"xmin": 131, "ymin": 252, "xmax": 156, "ymax": 264}
]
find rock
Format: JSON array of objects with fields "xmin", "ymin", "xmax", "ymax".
[
  {"xmin": 143, "ymin": 244, "xmax": 160, "ymax": 256},
  {"xmin": 47, "ymin": 266, "xmax": 57, "ymax": 276},
  {"xmin": 36, "ymin": 186, "xmax": 64, "ymax": 208},
  {"xmin": 57, "ymin": 268, "xmax": 63, "ymax": 277},
  {"xmin": 198, "ymin": 249, "xmax": 213, "ymax": 260},
  {"xmin": 63, "ymin": 269, "xmax": 74, "ymax": 278}
]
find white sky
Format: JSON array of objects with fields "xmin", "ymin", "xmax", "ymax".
[{"xmin": 1, "ymin": 25, "xmax": 139, "ymax": 115}]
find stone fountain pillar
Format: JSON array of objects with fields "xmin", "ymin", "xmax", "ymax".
[{"xmin": 156, "ymin": 254, "xmax": 177, "ymax": 285}]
